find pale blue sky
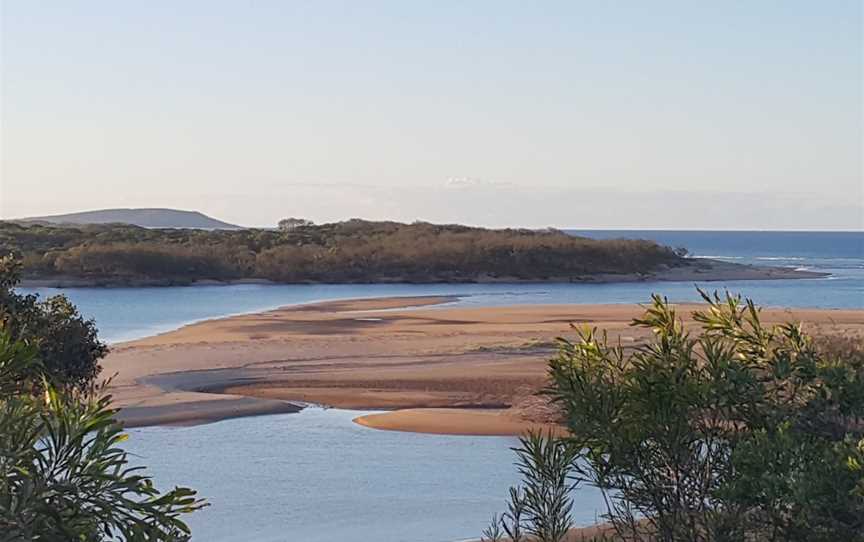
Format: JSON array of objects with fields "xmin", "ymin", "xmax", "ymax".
[{"xmin": 1, "ymin": 1, "xmax": 861, "ymax": 229}]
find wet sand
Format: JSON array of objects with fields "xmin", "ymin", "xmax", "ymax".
[
  {"xmin": 355, "ymin": 408, "xmax": 566, "ymax": 437},
  {"xmin": 104, "ymin": 295, "xmax": 864, "ymax": 434}
]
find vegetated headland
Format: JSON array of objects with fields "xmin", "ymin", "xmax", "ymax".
[{"xmin": 1, "ymin": 219, "xmax": 820, "ymax": 287}]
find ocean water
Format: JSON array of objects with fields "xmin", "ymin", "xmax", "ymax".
[
  {"xmin": 126, "ymin": 408, "xmax": 604, "ymax": 542},
  {"xmin": 21, "ymin": 231, "xmax": 863, "ymax": 343},
  {"xmin": 569, "ymin": 230, "xmax": 863, "ymax": 270}
]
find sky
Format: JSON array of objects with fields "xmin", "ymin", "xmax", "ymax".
[{"xmin": 1, "ymin": 1, "xmax": 862, "ymax": 230}]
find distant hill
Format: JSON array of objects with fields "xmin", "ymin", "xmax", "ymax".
[{"xmin": 18, "ymin": 208, "xmax": 243, "ymax": 230}]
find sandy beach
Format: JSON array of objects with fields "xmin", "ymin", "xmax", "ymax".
[{"xmin": 105, "ymin": 295, "xmax": 864, "ymax": 434}]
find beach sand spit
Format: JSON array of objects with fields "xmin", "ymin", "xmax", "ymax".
[{"xmin": 105, "ymin": 296, "xmax": 864, "ymax": 434}]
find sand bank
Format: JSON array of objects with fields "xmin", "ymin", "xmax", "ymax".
[
  {"xmin": 103, "ymin": 294, "xmax": 863, "ymax": 434},
  {"xmin": 354, "ymin": 408, "xmax": 567, "ymax": 437}
]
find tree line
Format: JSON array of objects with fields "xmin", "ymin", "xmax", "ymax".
[{"xmin": 0, "ymin": 219, "xmax": 684, "ymax": 284}]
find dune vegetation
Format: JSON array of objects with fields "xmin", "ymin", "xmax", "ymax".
[
  {"xmin": 0, "ymin": 220, "xmax": 684, "ymax": 285},
  {"xmin": 485, "ymin": 293, "xmax": 864, "ymax": 542}
]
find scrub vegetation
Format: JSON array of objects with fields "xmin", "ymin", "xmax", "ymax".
[
  {"xmin": 0, "ymin": 219, "xmax": 683, "ymax": 285},
  {"xmin": 0, "ymin": 259, "xmax": 206, "ymax": 540},
  {"xmin": 0, "ymin": 255, "xmax": 106, "ymax": 390},
  {"xmin": 490, "ymin": 292, "xmax": 864, "ymax": 541}
]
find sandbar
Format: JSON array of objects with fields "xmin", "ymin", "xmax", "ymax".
[{"xmin": 104, "ymin": 295, "xmax": 863, "ymax": 434}]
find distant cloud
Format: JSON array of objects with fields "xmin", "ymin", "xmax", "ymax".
[{"xmin": 444, "ymin": 178, "xmax": 513, "ymax": 189}]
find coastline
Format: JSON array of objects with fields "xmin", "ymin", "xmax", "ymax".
[
  {"xmin": 105, "ymin": 295, "xmax": 863, "ymax": 434},
  {"xmin": 20, "ymin": 258, "xmax": 826, "ymax": 288}
]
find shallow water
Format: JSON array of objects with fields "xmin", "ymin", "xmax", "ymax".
[
  {"xmin": 24, "ymin": 272, "xmax": 863, "ymax": 344},
  {"xmin": 126, "ymin": 408, "xmax": 605, "ymax": 542}
]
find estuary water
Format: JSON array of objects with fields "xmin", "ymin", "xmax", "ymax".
[
  {"xmin": 17, "ymin": 231, "xmax": 863, "ymax": 541},
  {"xmin": 125, "ymin": 408, "xmax": 604, "ymax": 542}
]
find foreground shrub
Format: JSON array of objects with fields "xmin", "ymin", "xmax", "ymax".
[
  {"xmin": 485, "ymin": 432, "xmax": 576, "ymax": 542},
  {"xmin": 0, "ymin": 255, "xmax": 107, "ymax": 390},
  {"xmin": 0, "ymin": 331, "xmax": 206, "ymax": 541},
  {"xmin": 543, "ymin": 291, "xmax": 864, "ymax": 541}
]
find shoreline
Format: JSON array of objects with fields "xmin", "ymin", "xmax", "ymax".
[
  {"xmin": 104, "ymin": 295, "xmax": 863, "ymax": 433},
  {"xmin": 20, "ymin": 258, "xmax": 826, "ymax": 288}
]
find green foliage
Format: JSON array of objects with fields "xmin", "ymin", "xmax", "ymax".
[
  {"xmin": 488, "ymin": 432, "xmax": 576, "ymax": 542},
  {"xmin": 849, "ymin": 437, "xmax": 864, "ymax": 498},
  {"xmin": 546, "ymin": 291, "xmax": 864, "ymax": 541},
  {"xmin": 501, "ymin": 487, "xmax": 527, "ymax": 542},
  {"xmin": 0, "ymin": 260, "xmax": 204, "ymax": 539},
  {"xmin": 0, "ymin": 220, "xmax": 683, "ymax": 284},
  {"xmin": 481, "ymin": 514, "xmax": 504, "ymax": 542},
  {"xmin": 515, "ymin": 432, "xmax": 576, "ymax": 542},
  {"xmin": 0, "ymin": 330, "xmax": 206, "ymax": 541},
  {"xmin": 0, "ymin": 255, "xmax": 107, "ymax": 390},
  {"xmin": 0, "ymin": 332, "xmax": 41, "ymax": 395}
]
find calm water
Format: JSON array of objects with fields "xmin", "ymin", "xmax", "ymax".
[
  {"xmin": 18, "ymin": 231, "xmax": 864, "ymax": 541},
  {"xmin": 126, "ymin": 408, "xmax": 604, "ymax": 542},
  {"xmin": 22, "ymin": 231, "xmax": 864, "ymax": 343}
]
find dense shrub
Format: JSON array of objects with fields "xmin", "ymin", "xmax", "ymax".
[
  {"xmin": 0, "ymin": 256, "xmax": 106, "ymax": 390},
  {"xmin": 0, "ymin": 331, "xmax": 206, "ymax": 540},
  {"xmin": 539, "ymin": 292, "xmax": 864, "ymax": 541},
  {"xmin": 0, "ymin": 220, "xmax": 683, "ymax": 284}
]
